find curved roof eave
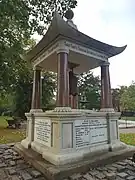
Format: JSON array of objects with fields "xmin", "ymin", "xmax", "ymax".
[
  {"xmin": 107, "ymin": 45, "xmax": 127, "ymax": 58},
  {"xmin": 25, "ymin": 12, "xmax": 127, "ymax": 61},
  {"xmin": 58, "ymin": 34, "xmax": 127, "ymax": 58}
]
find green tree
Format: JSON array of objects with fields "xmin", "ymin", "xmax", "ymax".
[
  {"xmin": 0, "ymin": 0, "xmax": 78, "ymax": 91},
  {"xmin": 10, "ymin": 39, "xmax": 56, "ymax": 117},
  {"xmin": 78, "ymin": 71, "xmax": 101, "ymax": 110},
  {"xmin": 0, "ymin": 0, "xmax": 77, "ymax": 117},
  {"xmin": 0, "ymin": 37, "xmax": 34, "ymax": 117},
  {"xmin": 42, "ymin": 72, "xmax": 56, "ymax": 109},
  {"xmin": 111, "ymin": 86, "xmax": 128, "ymax": 111},
  {"xmin": 112, "ymin": 88, "xmax": 121, "ymax": 111},
  {"xmin": 120, "ymin": 83, "xmax": 135, "ymax": 111},
  {"xmin": 0, "ymin": 37, "xmax": 56, "ymax": 118},
  {"xmin": 0, "ymin": 92, "xmax": 14, "ymax": 115},
  {"xmin": 12, "ymin": 71, "xmax": 56, "ymax": 118}
]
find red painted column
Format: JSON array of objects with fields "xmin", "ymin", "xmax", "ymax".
[
  {"xmin": 72, "ymin": 95, "xmax": 78, "ymax": 109},
  {"xmin": 69, "ymin": 95, "xmax": 72, "ymax": 108},
  {"xmin": 31, "ymin": 66, "xmax": 42, "ymax": 110},
  {"xmin": 56, "ymin": 52, "xmax": 69, "ymax": 107},
  {"xmin": 69, "ymin": 70, "xmax": 78, "ymax": 109},
  {"xmin": 100, "ymin": 62, "xmax": 113, "ymax": 109}
]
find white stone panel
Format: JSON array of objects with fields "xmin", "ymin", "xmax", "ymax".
[
  {"xmin": 75, "ymin": 119, "xmax": 107, "ymax": 148},
  {"xmin": 52, "ymin": 122, "xmax": 58, "ymax": 148},
  {"xmin": 89, "ymin": 119, "xmax": 107, "ymax": 144},
  {"xmin": 62, "ymin": 123, "xmax": 73, "ymax": 149},
  {"xmin": 110, "ymin": 120, "xmax": 118, "ymax": 141},
  {"xmin": 34, "ymin": 118, "xmax": 51, "ymax": 147}
]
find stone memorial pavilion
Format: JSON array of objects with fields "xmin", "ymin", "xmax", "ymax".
[{"xmin": 15, "ymin": 10, "xmax": 135, "ymax": 179}]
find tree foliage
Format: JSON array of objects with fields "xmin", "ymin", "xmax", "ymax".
[
  {"xmin": 111, "ymin": 86, "xmax": 128, "ymax": 111},
  {"xmin": 0, "ymin": 0, "xmax": 77, "ymax": 116},
  {"xmin": 112, "ymin": 88, "xmax": 121, "ymax": 111},
  {"xmin": 12, "ymin": 71, "xmax": 56, "ymax": 118},
  {"xmin": 78, "ymin": 71, "xmax": 101, "ymax": 110},
  {"xmin": 0, "ymin": 0, "xmax": 77, "ymax": 91},
  {"xmin": 42, "ymin": 72, "xmax": 56, "ymax": 109},
  {"xmin": 120, "ymin": 83, "xmax": 135, "ymax": 111}
]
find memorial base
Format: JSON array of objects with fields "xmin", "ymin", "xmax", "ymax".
[
  {"xmin": 100, "ymin": 108, "xmax": 115, "ymax": 113},
  {"xmin": 31, "ymin": 140, "xmax": 129, "ymax": 165},
  {"xmin": 14, "ymin": 142, "xmax": 135, "ymax": 180},
  {"xmin": 21, "ymin": 138, "xmax": 31, "ymax": 149},
  {"xmin": 21, "ymin": 108, "xmax": 126, "ymax": 166},
  {"xmin": 30, "ymin": 109, "xmax": 43, "ymax": 113}
]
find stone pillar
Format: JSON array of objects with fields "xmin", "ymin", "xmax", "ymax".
[
  {"xmin": 31, "ymin": 66, "xmax": 42, "ymax": 111},
  {"xmin": 21, "ymin": 66, "xmax": 42, "ymax": 149},
  {"xmin": 100, "ymin": 62, "xmax": 114, "ymax": 112},
  {"xmin": 56, "ymin": 51, "xmax": 69, "ymax": 107}
]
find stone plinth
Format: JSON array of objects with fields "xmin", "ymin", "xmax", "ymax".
[
  {"xmin": 21, "ymin": 108, "xmax": 128, "ymax": 166},
  {"xmin": 14, "ymin": 142, "xmax": 135, "ymax": 180}
]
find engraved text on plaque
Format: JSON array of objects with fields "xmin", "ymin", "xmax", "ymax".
[
  {"xmin": 34, "ymin": 118, "xmax": 51, "ymax": 147},
  {"xmin": 75, "ymin": 119, "xmax": 107, "ymax": 148}
]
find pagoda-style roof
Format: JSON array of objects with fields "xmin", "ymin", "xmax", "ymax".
[{"xmin": 26, "ymin": 12, "xmax": 127, "ymax": 61}]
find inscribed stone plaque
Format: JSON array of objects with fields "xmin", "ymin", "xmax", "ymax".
[
  {"xmin": 89, "ymin": 119, "xmax": 107, "ymax": 144},
  {"xmin": 75, "ymin": 119, "xmax": 90, "ymax": 148},
  {"xmin": 34, "ymin": 118, "xmax": 51, "ymax": 147},
  {"xmin": 75, "ymin": 119, "xmax": 107, "ymax": 148}
]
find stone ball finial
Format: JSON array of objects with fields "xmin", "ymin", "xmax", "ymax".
[{"xmin": 65, "ymin": 9, "xmax": 74, "ymax": 20}]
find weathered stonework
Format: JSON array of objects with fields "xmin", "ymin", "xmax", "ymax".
[{"xmin": 20, "ymin": 108, "xmax": 133, "ymax": 166}]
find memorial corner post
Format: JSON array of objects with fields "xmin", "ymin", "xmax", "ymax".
[
  {"xmin": 100, "ymin": 61, "xmax": 119, "ymax": 151},
  {"xmin": 100, "ymin": 61, "xmax": 113, "ymax": 112},
  {"xmin": 31, "ymin": 66, "xmax": 42, "ymax": 111},
  {"xmin": 56, "ymin": 49, "xmax": 69, "ymax": 107},
  {"xmin": 21, "ymin": 66, "xmax": 43, "ymax": 149},
  {"xmin": 30, "ymin": 65, "xmax": 43, "ymax": 141}
]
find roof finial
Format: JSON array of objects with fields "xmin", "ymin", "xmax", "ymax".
[
  {"xmin": 65, "ymin": 9, "xmax": 77, "ymax": 29},
  {"xmin": 65, "ymin": 9, "xmax": 74, "ymax": 20}
]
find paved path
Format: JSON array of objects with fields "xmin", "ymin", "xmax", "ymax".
[
  {"xmin": 69, "ymin": 160, "xmax": 135, "ymax": 180},
  {"xmin": 0, "ymin": 144, "xmax": 47, "ymax": 180},
  {"xmin": 119, "ymin": 120, "xmax": 135, "ymax": 129},
  {"xmin": 0, "ymin": 144, "xmax": 135, "ymax": 180},
  {"xmin": 120, "ymin": 128, "xmax": 135, "ymax": 134}
]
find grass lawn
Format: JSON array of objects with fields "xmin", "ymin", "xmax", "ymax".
[
  {"xmin": 121, "ymin": 116, "xmax": 135, "ymax": 121},
  {"xmin": 0, "ymin": 116, "xmax": 26, "ymax": 144},
  {"xmin": 0, "ymin": 116, "xmax": 13, "ymax": 128},
  {"xmin": 120, "ymin": 133, "xmax": 135, "ymax": 146}
]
